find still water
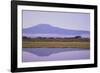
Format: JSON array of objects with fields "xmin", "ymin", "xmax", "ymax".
[{"xmin": 22, "ymin": 48, "xmax": 90, "ymax": 62}]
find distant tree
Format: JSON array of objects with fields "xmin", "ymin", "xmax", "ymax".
[
  {"xmin": 74, "ymin": 36, "xmax": 82, "ymax": 39},
  {"xmin": 42, "ymin": 37, "xmax": 47, "ymax": 39},
  {"xmin": 37, "ymin": 37, "xmax": 42, "ymax": 39},
  {"xmin": 55, "ymin": 37, "xmax": 63, "ymax": 39},
  {"xmin": 23, "ymin": 36, "xmax": 29, "ymax": 39},
  {"xmin": 49, "ymin": 37, "xmax": 54, "ymax": 39}
]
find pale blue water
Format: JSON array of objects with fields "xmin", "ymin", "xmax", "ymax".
[{"xmin": 22, "ymin": 48, "xmax": 89, "ymax": 56}]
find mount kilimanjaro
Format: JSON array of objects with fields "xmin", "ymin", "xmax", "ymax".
[{"xmin": 22, "ymin": 24, "xmax": 90, "ymax": 38}]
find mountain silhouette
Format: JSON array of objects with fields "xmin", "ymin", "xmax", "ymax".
[{"xmin": 23, "ymin": 24, "xmax": 90, "ymax": 37}]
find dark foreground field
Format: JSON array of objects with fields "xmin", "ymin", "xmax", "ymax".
[{"xmin": 22, "ymin": 37, "xmax": 90, "ymax": 48}]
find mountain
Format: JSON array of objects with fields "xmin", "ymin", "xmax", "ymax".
[{"xmin": 23, "ymin": 24, "xmax": 90, "ymax": 38}]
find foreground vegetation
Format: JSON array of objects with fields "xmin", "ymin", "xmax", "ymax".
[{"xmin": 22, "ymin": 37, "xmax": 90, "ymax": 49}]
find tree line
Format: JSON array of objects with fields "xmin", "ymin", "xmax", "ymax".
[{"xmin": 23, "ymin": 36, "xmax": 82, "ymax": 39}]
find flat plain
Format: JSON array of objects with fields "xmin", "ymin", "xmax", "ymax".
[{"xmin": 22, "ymin": 38, "xmax": 90, "ymax": 48}]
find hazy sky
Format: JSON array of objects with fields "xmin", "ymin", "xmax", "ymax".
[{"xmin": 22, "ymin": 10, "xmax": 90, "ymax": 31}]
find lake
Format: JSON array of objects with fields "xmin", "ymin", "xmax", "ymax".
[{"xmin": 22, "ymin": 48, "xmax": 90, "ymax": 62}]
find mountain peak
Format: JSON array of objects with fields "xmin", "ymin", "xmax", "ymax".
[{"xmin": 34, "ymin": 24, "xmax": 53, "ymax": 27}]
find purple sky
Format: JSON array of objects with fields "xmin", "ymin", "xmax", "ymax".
[{"xmin": 22, "ymin": 10, "xmax": 90, "ymax": 31}]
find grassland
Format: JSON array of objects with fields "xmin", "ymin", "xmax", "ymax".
[{"xmin": 22, "ymin": 38, "xmax": 90, "ymax": 49}]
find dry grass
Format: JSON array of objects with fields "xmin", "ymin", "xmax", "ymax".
[{"xmin": 22, "ymin": 40, "xmax": 90, "ymax": 48}]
